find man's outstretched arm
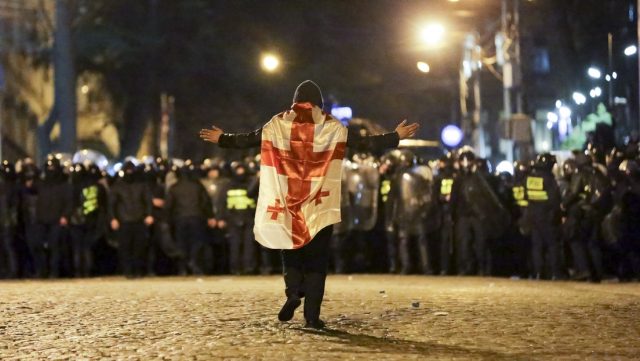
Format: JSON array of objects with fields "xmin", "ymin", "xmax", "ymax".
[
  {"xmin": 347, "ymin": 120, "xmax": 418, "ymax": 152},
  {"xmin": 200, "ymin": 126, "xmax": 261, "ymax": 149},
  {"xmin": 199, "ymin": 120, "xmax": 419, "ymax": 150}
]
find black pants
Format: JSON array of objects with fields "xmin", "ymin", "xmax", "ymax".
[
  {"xmin": 174, "ymin": 217, "xmax": 207, "ymax": 275},
  {"xmin": 530, "ymin": 217, "xmax": 561, "ymax": 279},
  {"xmin": 118, "ymin": 222, "xmax": 148, "ymax": 277},
  {"xmin": 227, "ymin": 221, "xmax": 256, "ymax": 274},
  {"xmin": 455, "ymin": 216, "xmax": 485, "ymax": 275},
  {"xmin": 27, "ymin": 223, "xmax": 63, "ymax": 278},
  {"xmin": 571, "ymin": 217, "xmax": 604, "ymax": 281},
  {"xmin": 0, "ymin": 228, "xmax": 17, "ymax": 278},
  {"xmin": 398, "ymin": 228, "xmax": 431, "ymax": 274},
  {"xmin": 281, "ymin": 226, "xmax": 331, "ymax": 322},
  {"xmin": 70, "ymin": 224, "xmax": 97, "ymax": 277},
  {"xmin": 439, "ymin": 217, "xmax": 454, "ymax": 275}
]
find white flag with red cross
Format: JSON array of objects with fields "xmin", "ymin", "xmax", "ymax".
[{"xmin": 254, "ymin": 102, "xmax": 347, "ymax": 249}]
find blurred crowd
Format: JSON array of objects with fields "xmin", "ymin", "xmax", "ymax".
[{"xmin": 0, "ymin": 139, "xmax": 639, "ymax": 282}]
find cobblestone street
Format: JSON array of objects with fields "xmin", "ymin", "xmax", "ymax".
[{"xmin": 1, "ymin": 275, "xmax": 639, "ymax": 360}]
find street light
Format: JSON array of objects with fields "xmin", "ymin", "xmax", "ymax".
[
  {"xmin": 416, "ymin": 61, "xmax": 430, "ymax": 73},
  {"xmin": 419, "ymin": 23, "xmax": 445, "ymax": 47},
  {"xmin": 624, "ymin": 45, "xmax": 637, "ymax": 56},
  {"xmin": 572, "ymin": 92, "xmax": 586, "ymax": 105},
  {"xmin": 589, "ymin": 87, "xmax": 602, "ymax": 98},
  {"xmin": 587, "ymin": 67, "xmax": 602, "ymax": 79},
  {"xmin": 261, "ymin": 53, "xmax": 280, "ymax": 72},
  {"xmin": 559, "ymin": 106, "xmax": 571, "ymax": 118}
]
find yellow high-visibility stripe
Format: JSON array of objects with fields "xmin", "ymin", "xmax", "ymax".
[
  {"xmin": 512, "ymin": 186, "xmax": 528, "ymax": 207},
  {"xmin": 440, "ymin": 178, "xmax": 453, "ymax": 196},
  {"xmin": 82, "ymin": 185, "xmax": 99, "ymax": 215},
  {"xmin": 227, "ymin": 189, "xmax": 256, "ymax": 210},
  {"xmin": 380, "ymin": 180, "xmax": 391, "ymax": 203},
  {"xmin": 527, "ymin": 190, "xmax": 548, "ymax": 201},
  {"xmin": 526, "ymin": 177, "xmax": 544, "ymax": 191}
]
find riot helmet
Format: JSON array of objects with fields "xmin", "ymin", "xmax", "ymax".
[
  {"xmin": 534, "ymin": 153, "xmax": 556, "ymax": 172},
  {"xmin": 513, "ymin": 161, "xmax": 529, "ymax": 182},
  {"xmin": 562, "ymin": 159, "xmax": 577, "ymax": 180},
  {"xmin": 1, "ymin": 160, "xmax": 16, "ymax": 182},
  {"xmin": 458, "ymin": 148, "xmax": 476, "ymax": 173},
  {"xmin": 44, "ymin": 155, "xmax": 64, "ymax": 181}
]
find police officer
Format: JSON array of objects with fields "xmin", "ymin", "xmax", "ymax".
[
  {"xmin": 526, "ymin": 153, "xmax": 562, "ymax": 279},
  {"xmin": 388, "ymin": 149, "xmax": 432, "ymax": 274},
  {"xmin": 0, "ymin": 161, "xmax": 18, "ymax": 278},
  {"xmin": 433, "ymin": 154, "xmax": 456, "ymax": 275},
  {"xmin": 109, "ymin": 161, "xmax": 154, "ymax": 278},
  {"xmin": 615, "ymin": 159, "xmax": 640, "ymax": 279},
  {"xmin": 378, "ymin": 150, "xmax": 399, "ymax": 273},
  {"xmin": 511, "ymin": 161, "xmax": 531, "ymax": 277},
  {"xmin": 35, "ymin": 157, "xmax": 72, "ymax": 278},
  {"xmin": 562, "ymin": 153, "xmax": 611, "ymax": 282},
  {"xmin": 144, "ymin": 160, "xmax": 168, "ymax": 276},
  {"xmin": 165, "ymin": 162, "xmax": 215, "ymax": 275},
  {"xmin": 451, "ymin": 149, "xmax": 486, "ymax": 275},
  {"xmin": 69, "ymin": 163, "xmax": 108, "ymax": 277},
  {"xmin": 201, "ymin": 159, "xmax": 231, "ymax": 273},
  {"xmin": 220, "ymin": 162, "xmax": 258, "ymax": 274}
]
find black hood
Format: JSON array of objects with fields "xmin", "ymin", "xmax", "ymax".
[{"xmin": 292, "ymin": 80, "xmax": 323, "ymax": 108}]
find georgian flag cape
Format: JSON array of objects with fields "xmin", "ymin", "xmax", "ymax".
[{"xmin": 254, "ymin": 102, "xmax": 347, "ymax": 249}]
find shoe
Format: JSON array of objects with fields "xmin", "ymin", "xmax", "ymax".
[
  {"xmin": 278, "ymin": 297, "xmax": 301, "ymax": 322},
  {"xmin": 304, "ymin": 319, "xmax": 326, "ymax": 330}
]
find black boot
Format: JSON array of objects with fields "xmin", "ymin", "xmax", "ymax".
[{"xmin": 278, "ymin": 297, "xmax": 301, "ymax": 322}]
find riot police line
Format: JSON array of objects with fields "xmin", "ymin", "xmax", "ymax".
[{"xmin": 0, "ymin": 142, "xmax": 639, "ymax": 282}]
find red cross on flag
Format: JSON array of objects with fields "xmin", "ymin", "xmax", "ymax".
[{"xmin": 255, "ymin": 102, "xmax": 347, "ymax": 249}]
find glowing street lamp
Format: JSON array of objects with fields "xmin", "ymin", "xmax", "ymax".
[
  {"xmin": 419, "ymin": 23, "xmax": 445, "ymax": 47},
  {"xmin": 261, "ymin": 53, "xmax": 280, "ymax": 73},
  {"xmin": 416, "ymin": 61, "xmax": 430, "ymax": 73},
  {"xmin": 624, "ymin": 45, "xmax": 637, "ymax": 56},
  {"xmin": 589, "ymin": 87, "xmax": 602, "ymax": 98},
  {"xmin": 587, "ymin": 67, "xmax": 602, "ymax": 79},
  {"xmin": 572, "ymin": 92, "xmax": 586, "ymax": 105}
]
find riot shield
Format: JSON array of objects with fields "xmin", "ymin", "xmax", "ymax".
[
  {"xmin": 462, "ymin": 173, "xmax": 511, "ymax": 238},
  {"xmin": 344, "ymin": 156, "xmax": 380, "ymax": 231},
  {"xmin": 393, "ymin": 165, "xmax": 433, "ymax": 230}
]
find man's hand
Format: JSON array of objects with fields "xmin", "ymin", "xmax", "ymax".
[
  {"xmin": 207, "ymin": 218, "xmax": 217, "ymax": 228},
  {"xmin": 152, "ymin": 198, "xmax": 165, "ymax": 208},
  {"xmin": 217, "ymin": 220, "xmax": 227, "ymax": 229},
  {"xmin": 111, "ymin": 219, "xmax": 120, "ymax": 231},
  {"xmin": 144, "ymin": 216, "xmax": 154, "ymax": 226},
  {"xmin": 59, "ymin": 217, "xmax": 68, "ymax": 227},
  {"xmin": 199, "ymin": 125, "xmax": 224, "ymax": 144},
  {"xmin": 394, "ymin": 120, "xmax": 419, "ymax": 140}
]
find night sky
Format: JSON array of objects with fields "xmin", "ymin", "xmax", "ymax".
[{"xmin": 77, "ymin": 0, "xmax": 637, "ymax": 159}]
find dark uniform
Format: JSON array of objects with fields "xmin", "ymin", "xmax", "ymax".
[
  {"xmin": 433, "ymin": 158, "xmax": 455, "ymax": 275},
  {"xmin": 109, "ymin": 162, "xmax": 153, "ymax": 278},
  {"xmin": 451, "ymin": 151, "xmax": 486, "ymax": 275},
  {"xmin": 69, "ymin": 164, "xmax": 108, "ymax": 277},
  {"xmin": 388, "ymin": 151, "xmax": 433, "ymax": 274},
  {"xmin": 201, "ymin": 163, "xmax": 231, "ymax": 273},
  {"xmin": 0, "ymin": 161, "xmax": 18, "ymax": 278},
  {"xmin": 220, "ymin": 164, "xmax": 258, "ymax": 274},
  {"xmin": 28, "ymin": 158, "xmax": 72, "ymax": 278},
  {"xmin": 165, "ymin": 164, "xmax": 214, "ymax": 275},
  {"xmin": 511, "ymin": 161, "xmax": 531, "ymax": 277},
  {"xmin": 525, "ymin": 154, "xmax": 562, "ymax": 279},
  {"xmin": 562, "ymin": 154, "xmax": 611, "ymax": 282},
  {"xmin": 614, "ymin": 160, "xmax": 640, "ymax": 279},
  {"xmin": 215, "ymin": 81, "xmax": 400, "ymax": 327}
]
